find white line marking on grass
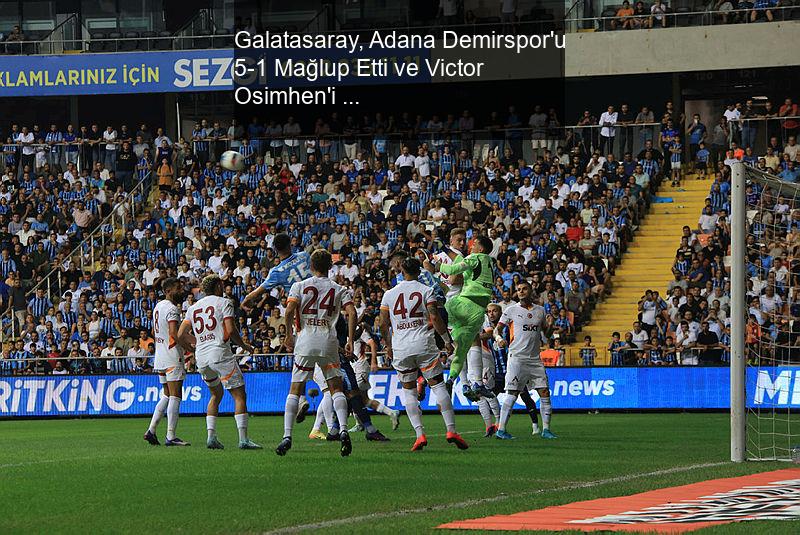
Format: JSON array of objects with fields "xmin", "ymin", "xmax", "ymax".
[
  {"xmin": 262, "ymin": 460, "xmax": 730, "ymax": 534},
  {"xmin": 0, "ymin": 456, "xmax": 97, "ymax": 469}
]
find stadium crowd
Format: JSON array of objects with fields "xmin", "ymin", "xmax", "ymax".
[
  {"xmin": 609, "ymin": 99, "xmax": 800, "ymax": 367},
  {"xmin": 0, "ymin": 98, "xmax": 798, "ymax": 375}
]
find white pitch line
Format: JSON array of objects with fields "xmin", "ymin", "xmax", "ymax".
[
  {"xmin": 0, "ymin": 456, "xmax": 98, "ymax": 469},
  {"xmin": 261, "ymin": 460, "xmax": 730, "ymax": 534}
]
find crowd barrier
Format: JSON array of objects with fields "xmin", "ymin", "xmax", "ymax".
[{"xmin": 1, "ymin": 366, "xmax": 797, "ymax": 417}]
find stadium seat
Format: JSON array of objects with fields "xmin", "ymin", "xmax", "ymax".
[
  {"xmin": 139, "ymin": 31, "xmax": 156, "ymax": 51},
  {"xmin": 106, "ymin": 31, "xmax": 123, "ymax": 52},
  {"xmin": 600, "ymin": 8, "xmax": 618, "ymax": 31},
  {"xmin": 154, "ymin": 30, "xmax": 173, "ymax": 50},
  {"xmin": 214, "ymin": 28, "xmax": 233, "ymax": 48},
  {"xmin": 120, "ymin": 31, "xmax": 139, "ymax": 52},
  {"xmin": 89, "ymin": 32, "xmax": 106, "ymax": 53},
  {"xmin": 193, "ymin": 28, "xmax": 212, "ymax": 49}
]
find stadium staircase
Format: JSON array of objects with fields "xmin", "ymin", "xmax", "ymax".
[{"xmin": 567, "ymin": 175, "xmax": 712, "ymax": 363}]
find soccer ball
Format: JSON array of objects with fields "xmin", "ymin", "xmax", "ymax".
[{"xmin": 220, "ymin": 150, "xmax": 244, "ymax": 171}]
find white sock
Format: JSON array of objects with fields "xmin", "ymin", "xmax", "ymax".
[
  {"xmin": 234, "ymin": 413, "xmax": 248, "ymax": 441},
  {"xmin": 148, "ymin": 393, "xmax": 169, "ymax": 433},
  {"xmin": 320, "ymin": 391, "xmax": 336, "ymax": 431},
  {"xmin": 206, "ymin": 415, "xmax": 217, "ymax": 439},
  {"xmin": 477, "ymin": 398, "xmax": 492, "ymax": 427},
  {"xmin": 458, "ymin": 368, "xmax": 468, "ymax": 386},
  {"xmin": 284, "ymin": 394, "xmax": 299, "ymax": 438},
  {"xmin": 299, "ymin": 395, "xmax": 307, "ymax": 406},
  {"xmin": 331, "ymin": 392, "xmax": 349, "ymax": 433},
  {"xmin": 499, "ymin": 393, "xmax": 518, "ymax": 432},
  {"xmin": 166, "ymin": 396, "xmax": 181, "ymax": 440},
  {"xmin": 431, "ymin": 382, "xmax": 456, "ymax": 433},
  {"xmin": 312, "ymin": 401, "xmax": 325, "ymax": 432},
  {"xmin": 401, "ymin": 387, "xmax": 424, "ymax": 438},
  {"xmin": 466, "ymin": 346, "xmax": 483, "ymax": 384},
  {"xmin": 488, "ymin": 396, "xmax": 501, "ymax": 420},
  {"xmin": 540, "ymin": 396, "xmax": 552, "ymax": 431},
  {"xmin": 372, "ymin": 400, "xmax": 393, "ymax": 416}
]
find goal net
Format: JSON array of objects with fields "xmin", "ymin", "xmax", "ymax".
[{"xmin": 732, "ymin": 163, "xmax": 800, "ymax": 462}]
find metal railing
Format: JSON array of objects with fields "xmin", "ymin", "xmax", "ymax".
[
  {"xmin": 1, "ymin": 169, "xmax": 156, "ymax": 341},
  {"xmin": 566, "ymin": 5, "xmax": 799, "ymax": 32},
  {"xmin": 0, "ymin": 348, "xmax": 734, "ymax": 376}
]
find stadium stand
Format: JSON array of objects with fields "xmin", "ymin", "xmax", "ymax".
[{"xmin": 1, "ymin": 97, "xmax": 796, "ymax": 376}]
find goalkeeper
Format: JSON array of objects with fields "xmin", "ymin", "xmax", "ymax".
[{"xmin": 435, "ymin": 235, "xmax": 497, "ymax": 400}]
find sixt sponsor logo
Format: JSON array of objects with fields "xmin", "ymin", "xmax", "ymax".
[
  {"xmin": 0, "ymin": 378, "xmax": 202, "ymax": 414},
  {"xmin": 754, "ymin": 369, "xmax": 800, "ymax": 407}
]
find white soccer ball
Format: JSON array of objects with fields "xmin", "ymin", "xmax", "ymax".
[{"xmin": 220, "ymin": 150, "xmax": 244, "ymax": 171}]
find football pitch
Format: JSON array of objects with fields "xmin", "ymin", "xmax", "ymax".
[{"xmin": 1, "ymin": 412, "xmax": 797, "ymax": 534}]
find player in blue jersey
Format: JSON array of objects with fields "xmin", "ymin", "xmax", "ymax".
[
  {"xmin": 242, "ymin": 233, "xmax": 314, "ymax": 420},
  {"xmin": 243, "ymin": 234, "xmax": 388, "ymax": 442}
]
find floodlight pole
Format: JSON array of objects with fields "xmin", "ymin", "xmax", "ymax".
[{"xmin": 730, "ymin": 162, "xmax": 746, "ymax": 463}]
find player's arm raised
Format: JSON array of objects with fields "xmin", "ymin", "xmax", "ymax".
[
  {"xmin": 240, "ymin": 285, "xmax": 266, "ymax": 312},
  {"xmin": 437, "ymin": 255, "xmax": 476, "ymax": 276}
]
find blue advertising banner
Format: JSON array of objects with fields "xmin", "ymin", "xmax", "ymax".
[
  {"xmin": 0, "ymin": 367, "xmax": 797, "ymax": 417},
  {"xmin": 0, "ymin": 49, "xmax": 234, "ymax": 97}
]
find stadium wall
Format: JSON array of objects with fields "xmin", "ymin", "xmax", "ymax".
[
  {"xmin": 564, "ymin": 22, "xmax": 800, "ymax": 77},
  {"xmin": 1, "ymin": 367, "xmax": 798, "ymax": 418}
]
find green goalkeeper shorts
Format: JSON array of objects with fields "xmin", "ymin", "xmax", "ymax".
[{"xmin": 445, "ymin": 295, "xmax": 487, "ymax": 360}]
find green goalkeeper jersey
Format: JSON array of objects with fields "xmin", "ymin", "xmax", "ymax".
[{"xmin": 439, "ymin": 252, "xmax": 495, "ymax": 305}]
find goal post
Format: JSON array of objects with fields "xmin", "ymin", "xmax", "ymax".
[
  {"xmin": 732, "ymin": 162, "xmax": 800, "ymax": 462},
  {"xmin": 731, "ymin": 162, "xmax": 746, "ymax": 463}
]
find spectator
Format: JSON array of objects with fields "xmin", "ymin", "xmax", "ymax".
[{"xmin": 611, "ymin": 1, "xmax": 635, "ymax": 29}]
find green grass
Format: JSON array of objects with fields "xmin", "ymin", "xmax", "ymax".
[{"xmin": 1, "ymin": 412, "xmax": 797, "ymax": 534}]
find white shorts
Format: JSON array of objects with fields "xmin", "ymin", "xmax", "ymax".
[
  {"xmin": 393, "ymin": 352, "xmax": 442, "ymax": 384},
  {"xmin": 481, "ymin": 350, "xmax": 495, "ymax": 390},
  {"xmin": 671, "ymin": 162, "xmax": 682, "ymax": 170},
  {"xmin": 198, "ymin": 358, "xmax": 244, "ymax": 390},
  {"xmin": 352, "ymin": 358, "xmax": 371, "ymax": 391},
  {"xmin": 505, "ymin": 357, "xmax": 549, "ymax": 392},
  {"xmin": 292, "ymin": 353, "xmax": 341, "ymax": 383},
  {"xmin": 156, "ymin": 361, "xmax": 186, "ymax": 383}
]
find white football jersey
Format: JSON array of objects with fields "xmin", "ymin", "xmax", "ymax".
[
  {"xmin": 185, "ymin": 295, "xmax": 235, "ymax": 364},
  {"xmin": 153, "ymin": 299, "xmax": 181, "ymax": 369},
  {"xmin": 434, "ymin": 248, "xmax": 462, "ymax": 298},
  {"xmin": 380, "ymin": 280, "xmax": 438, "ymax": 358},
  {"xmin": 498, "ymin": 303, "xmax": 547, "ymax": 361},
  {"xmin": 288, "ymin": 276, "xmax": 353, "ymax": 357}
]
